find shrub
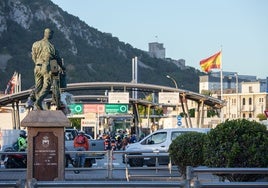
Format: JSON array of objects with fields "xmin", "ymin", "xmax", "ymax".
[
  {"xmin": 257, "ymin": 113, "xmax": 267, "ymax": 121},
  {"xmin": 169, "ymin": 132, "xmax": 207, "ymax": 177},
  {"xmin": 204, "ymin": 119, "xmax": 268, "ymax": 182}
]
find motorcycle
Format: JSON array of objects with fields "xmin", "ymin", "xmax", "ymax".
[{"xmin": 3, "ymin": 147, "xmax": 27, "ymax": 168}]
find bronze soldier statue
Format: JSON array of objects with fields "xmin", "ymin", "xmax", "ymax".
[{"xmin": 27, "ymin": 28, "xmax": 65, "ymax": 110}]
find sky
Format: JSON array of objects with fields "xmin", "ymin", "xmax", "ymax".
[{"xmin": 51, "ymin": 0, "xmax": 268, "ymax": 79}]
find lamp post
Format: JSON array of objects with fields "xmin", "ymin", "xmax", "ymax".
[
  {"xmin": 166, "ymin": 75, "xmax": 179, "ymax": 127},
  {"xmin": 166, "ymin": 75, "xmax": 178, "ymax": 89}
]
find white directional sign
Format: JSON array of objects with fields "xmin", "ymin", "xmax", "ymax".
[
  {"xmin": 108, "ymin": 92, "xmax": 129, "ymax": 104},
  {"xmin": 158, "ymin": 92, "xmax": 180, "ymax": 105},
  {"xmin": 81, "ymin": 119, "xmax": 96, "ymax": 127}
]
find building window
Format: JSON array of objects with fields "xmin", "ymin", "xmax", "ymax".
[
  {"xmin": 231, "ymin": 98, "xmax": 236, "ymax": 105},
  {"xmin": 249, "ymin": 86, "xmax": 253, "ymax": 93},
  {"xmin": 259, "ymin": 98, "xmax": 263, "ymax": 103},
  {"xmin": 249, "ymin": 113, "xmax": 252, "ymax": 118},
  {"xmin": 249, "ymin": 97, "xmax": 252, "ymax": 105},
  {"xmin": 242, "ymin": 98, "xmax": 246, "ymax": 105},
  {"xmin": 243, "ymin": 113, "xmax": 246, "ymax": 118}
]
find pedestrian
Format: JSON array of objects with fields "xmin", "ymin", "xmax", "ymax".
[
  {"xmin": 73, "ymin": 131, "xmax": 89, "ymax": 168},
  {"xmin": 122, "ymin": 135, "xmax": 129, "ymax": 150},
  {"xmin": 27, "ymin": 28, "xmax": 65, "ymax": 110},
  {"xmin": 104, "ymin": 134, "xmax": 111, "ymax": 150},
  {"xmin": 17, "ymin": 130, "xmax": 27, "ymax": 152},
  {"xmin": 130, "ymin": 134, "xmax": 137, "ymax": 143}
]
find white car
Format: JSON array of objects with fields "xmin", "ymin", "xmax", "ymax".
[{"xmin": 124, "ymin": 128, "xmax": 210, "ymax": 167}]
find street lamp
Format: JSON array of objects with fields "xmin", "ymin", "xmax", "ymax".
[
  {"xmin": 166, "ymin": 75, "xmax": 178, "ymax": 89},
  {"xmin": 166, "ymin": 75, "xmax": 179, "ymax": 125}
]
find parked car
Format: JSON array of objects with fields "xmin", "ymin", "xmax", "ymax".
[{"xmin": 123, "ymin": 128, "xmax": 211, "ymax": 167}]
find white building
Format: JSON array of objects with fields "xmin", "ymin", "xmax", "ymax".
[
  {"xmin": 222, "ymin": 81, "xmax": 268, "ymax": 120},
  {"xmin": 198, "ymin": 73, "xmax": 268, "ymax": 127},
  {"xmin": 199, "ymin": 72, "xmax": 258, "ymax": 94}
]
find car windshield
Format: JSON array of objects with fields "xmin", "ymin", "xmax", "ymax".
[
  {"xmin": 141, "ymin": 132, "xmax": 167, "ymax": 145},
  {"xmin": 171, "ymin": 131, "xmax": 199, "ymax": 141}
]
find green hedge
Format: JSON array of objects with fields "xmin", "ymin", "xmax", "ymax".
[
  {"xmin": 169, "ymin": 119, "xmax": 268, "ymax": 182},
  {"xmin": 204, "ymin": 119, "xmax": 268, "ymax": 181},
  {"xmin": 169, "ymin": 132, "xmax": 207, "ymax": 177}
]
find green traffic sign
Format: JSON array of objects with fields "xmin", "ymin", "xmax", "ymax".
[
  {"xmin": 105, "ymin": 104, "xmax": 128, "ymax": 114},
  {"xmin": 69, "ymin": 104, "xmax": 83, "ymax": 114}
]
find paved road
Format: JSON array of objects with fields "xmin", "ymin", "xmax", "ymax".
[
  {"xmin": 0, "ymin": 153, "xmax": 182, "ymax": 181},
  {"xmin": 0, "ymin": 152, "xmax": 223, "ymax": 188}
]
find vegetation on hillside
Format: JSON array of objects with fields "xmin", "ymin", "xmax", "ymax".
[{"xmin": 0, "ymin": 0, "xmax": 202, "ymax": 92}]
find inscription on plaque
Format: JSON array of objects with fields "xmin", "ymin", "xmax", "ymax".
[{"xmin": 33, "ymin": 132, "xmax": 58, "ymax": 180}]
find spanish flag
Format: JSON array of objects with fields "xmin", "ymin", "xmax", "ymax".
[{"xmin": 200, "ymin": 51, "xmax": 221, "ymax": 73}]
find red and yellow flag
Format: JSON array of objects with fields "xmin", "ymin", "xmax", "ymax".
[{"xmin": 200, "ymin": 51, "xmax": 221, "ymax": 73}]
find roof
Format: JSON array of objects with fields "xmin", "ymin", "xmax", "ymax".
[{"xmin": 0, "ymin": 82, "xmax": 225, "ymax": 109}]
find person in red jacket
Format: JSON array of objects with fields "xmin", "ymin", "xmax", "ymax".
[{"xmin": 73, "ymin": 131, "xmax": 89, "ymax": 168}]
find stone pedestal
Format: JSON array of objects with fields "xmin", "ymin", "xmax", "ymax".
[{"xmin": 21, "ymin": 110, "xmax": 70, "ymax": 181}]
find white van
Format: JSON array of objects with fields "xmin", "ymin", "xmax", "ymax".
[{"xmin": 124, "ymin": 128, "xmax": 210, "ymax": 167}]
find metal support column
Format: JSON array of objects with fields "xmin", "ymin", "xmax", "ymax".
[
  {"xmin": 15, "ymin": 101, "xmax": 20, "ymax": 129},
  {"xmin": 179, "ymin": 95, "xmax": 188, "ymax": 128},
  {"xmin": 11, "ymin": 102, "xmax": 16, "ymax": 129},
  {"xmin": 200, "ymin": 100, "xmax": 205, "ymax": 128},
  {"xmin": 132, "ymin": 102, "xmax": 140, "ymax": 136},
  {"xmin": 183, "ymin": 94, "xmax": 192, "ymax": 128},
  {"xmin": 196, "ymin": 102, "xmax": 201, "ymax": 128}
]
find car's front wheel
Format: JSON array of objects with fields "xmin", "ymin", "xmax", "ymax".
[
  {"xmin": 85, "ymin": 158, "xmax": 93, "ymax": 167},
  {"xmin": 128, "ymin": 153, "xmax": 144, "ymax": 167}
]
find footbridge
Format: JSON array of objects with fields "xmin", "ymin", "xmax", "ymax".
[{"xmin": 0, "ymin": 82, "xmax": 225, "ymax": 130}]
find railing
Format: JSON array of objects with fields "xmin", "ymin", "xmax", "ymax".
[
  {"xmin": 28, "ymin": 180, "xmax": 183, "ymax": 188},
  {"xmin": 66, "ymin": 150, "xmax": 180, "ymax": 181},
  {"xmin": 186, "ymin": 166, "xmax": 268, "ymax": 188},
  {"xmin": 1, "ymin": 150, "xmax": 268, "ymax": 188},
  {"xmin": 123, "ymin": 151, "xmax": 180, "ymax": 181},
  {"xmin": 0, "ymin": 180, "xmax": 24, "ymax": 188},
  {"xmin": 0, "ymin": 150, "xmax": 178, "ymax": 180},
  {"xmin": 64, "ymin": 150, "xmax": 112, "ymax": 179}
]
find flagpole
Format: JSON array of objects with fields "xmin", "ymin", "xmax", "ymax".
[{"xmin": 220, "ymin": 47, "xmax": 224, "ymax": 123}]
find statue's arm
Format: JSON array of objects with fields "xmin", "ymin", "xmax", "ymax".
[
  {"xmin": 31, "ymin": 42, "xmax": 38, "ymax": 63},
  {"xmin": 54, "ymin": 49, "xmax": 65, "ymax": 70}
]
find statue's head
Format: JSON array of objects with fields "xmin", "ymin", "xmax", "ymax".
[{"xmin": 44, "ymin": 28, "xmax": 54, "ymax": 40}]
